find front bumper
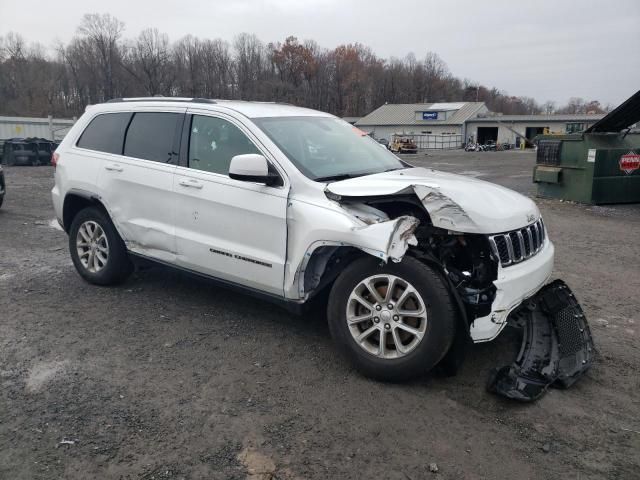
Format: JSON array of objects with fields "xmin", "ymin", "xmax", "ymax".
[
  {"xmin": 487, "ymin": 280, "xmax": 594, "ymax": 401},
  {"xmin": 470, "ymin": 238, "xmax": 554, "ymax": 342}
]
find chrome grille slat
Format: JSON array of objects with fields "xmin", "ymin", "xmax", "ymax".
[
  {"xmin": 488, "ymin": 219, "xmax": 546, "ymax": 267},
  {"xmin": 516, "ymin": 231, "xmax": 526, "ymax": 259}
]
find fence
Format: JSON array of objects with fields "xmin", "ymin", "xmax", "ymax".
[{"xmin": 399, "ymin": 134, "xmax": 463, "ymax": 150}]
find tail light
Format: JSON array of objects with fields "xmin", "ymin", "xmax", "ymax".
[{"xmin": 51, "ymin": 152, "xmax": 59, "ymax": 169}]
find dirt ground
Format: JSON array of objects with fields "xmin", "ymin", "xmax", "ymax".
[{"xmin": 1, "ymin": 150, "xmax": 639, "ymax": 479}]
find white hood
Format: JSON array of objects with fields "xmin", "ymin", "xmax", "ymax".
[{"xmin": 326, "ymin": 167, "xmax": 540, "ymax": 234}]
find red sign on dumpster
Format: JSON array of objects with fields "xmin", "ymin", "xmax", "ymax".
[{"xmin": 619, "ymin": 151, "xmax": 640, "ymax": 174}]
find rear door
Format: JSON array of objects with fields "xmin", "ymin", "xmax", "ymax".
[
  {"xmin": 173, "ymin": 110, "xmax": 289, "ymax": 295},
  {"xmin": 96, "ymin": 108, "xmax": 185, "ymax": 262}
]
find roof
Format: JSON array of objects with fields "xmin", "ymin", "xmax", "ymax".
[
  {"xmin": 585, "ymin": 89, "xmax": 640, "ymax": 133},
  {"xmin": 469, "ymin": 113, "xmax": 605, "ymax": 123},
  {"xmin": 90, "ymin": 98, "xmax": 332, "ymax": 119},
  {"xmin": 355, "ymin": 102, "xmax": 486, "ymax": 126}
]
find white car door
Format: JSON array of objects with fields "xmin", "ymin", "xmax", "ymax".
[
  {"xmin": 173, "ymin": 111, "xmax": 289, "ymax": 296},
  {"xmin": 96, "ymin": 108, "xmax": 185, "ymax": 262}
]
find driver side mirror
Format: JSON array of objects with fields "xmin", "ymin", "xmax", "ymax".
[{"xmin": 229, "ymin": 154, "xmax": 281, "ymax": 186}]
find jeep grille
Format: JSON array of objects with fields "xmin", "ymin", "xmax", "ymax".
[{"xmin": 488, "ymin": 219, "xmax": 546, "ymax": 267}]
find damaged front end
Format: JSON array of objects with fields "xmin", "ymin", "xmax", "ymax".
[
  {"xmin": 487, "ymin": 280, "xmax": 595, "ymax": 402},
  {"xmin": 313, "ymin": 176, "xmax": 594, "ymax": 401}
]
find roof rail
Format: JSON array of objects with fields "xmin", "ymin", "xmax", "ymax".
[{"xmin": 106, "ymin": 97, "xmax": 217, "ymax": 104}]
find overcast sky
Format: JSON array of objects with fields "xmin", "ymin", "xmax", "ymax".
[{"xmin": 2, "ymin": 0, "xmax": 638, "ymax": 107}]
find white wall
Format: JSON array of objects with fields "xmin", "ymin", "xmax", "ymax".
[
  {"xmin": 465, "ymin": 120, "xmax": 600, "ymax": 145},
  {"xmin": 0, "ymin": 116, "xmax": 76, "ymax": 141}
]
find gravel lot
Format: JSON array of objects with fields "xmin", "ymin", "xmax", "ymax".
[{"xmin": 1, "ymin": 150, "xmax": 639, "ymax": 479}]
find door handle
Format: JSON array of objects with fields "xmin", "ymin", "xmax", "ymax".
[
  {"xmin": 179, "ymin": 179, "xmax": 203, "ymax": 189},
  {"xmin": 105, "ymin": 163, "xmax": 123, "ymax": 172}
]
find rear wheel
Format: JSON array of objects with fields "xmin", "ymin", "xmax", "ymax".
[
  {"xmin": 327, "ymin": 256, "xmax": 456, "ymax": 381},
  {"xmin": 69, "ymin": 207, "xmax": 132, "ymax": 285}
]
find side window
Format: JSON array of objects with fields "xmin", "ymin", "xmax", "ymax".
[
  {"xmin": 124, "ymin": 112, "xmax": 180, "ymax": 163},
  {"xmin": 188, "ymin": 115, "xmax": 260, "ymax": 175},
  {"xmin": 77, "ymin": 112, "xmax": 132, "ymax": 154}
]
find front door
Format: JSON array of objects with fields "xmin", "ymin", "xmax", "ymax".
[{"xmin": 173, "ymin": 111, "xmax": 289, "ymax": 296}]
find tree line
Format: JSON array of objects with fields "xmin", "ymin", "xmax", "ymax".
[{"xmin": 0, "ymin": 13, "xmax": 610, "ymax": 119}]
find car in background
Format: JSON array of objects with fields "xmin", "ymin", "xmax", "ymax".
[
  {"xmin": 389, "ymin": 135, "xmax": 418, "ymax": 154},
  {"xmin": 27, "ymin": 138, "xmax": 57, "ymax": 165},
  {"xmin": 377, "ymin": 138, "xmax": 389, "ymax": 148},
  {"xmin": 1, "ymin": 139, "xmax": 39, "ymax": 166}
]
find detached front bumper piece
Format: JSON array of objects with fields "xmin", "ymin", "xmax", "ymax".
[{"xmin": 487, "ymin": 280, "xmax": 594, "ymax": 402}]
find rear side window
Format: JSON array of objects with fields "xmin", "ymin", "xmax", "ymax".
[
  {"xmin": 124, "ymin": 112, "xmax": 179, "ymax": 163},
  {"xmin": 77, "ymin": 112, "xmax": 132, "ymax": 154}
]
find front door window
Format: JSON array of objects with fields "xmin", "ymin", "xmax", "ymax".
[{"xmin": 188, "ymin": 115, "xmax": 260, "ymax": 175}]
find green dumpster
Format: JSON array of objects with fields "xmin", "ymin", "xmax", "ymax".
[{"xmin": 534, "ymin": 90, "xmax": 640, "ymax": 204}]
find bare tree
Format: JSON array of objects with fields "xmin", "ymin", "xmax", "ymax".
[{"xmin": 77, "ymin": 13, "xmax": 125, "ymax": 100}]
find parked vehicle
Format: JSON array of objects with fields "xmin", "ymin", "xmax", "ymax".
[
  {"xmin": 464, "ymin": 142, "xmax": 484, "ymax": 152},
  {"xmin": 389, "ymin": 135, "xmax": 418, "ymax": 154},
  {"xmin": 2, "ymin": 139, "xmax": 39, "ymax": 166},
  {"xmin": 27, "ymin": 138, "xmax": 57, "ymax": 165},
  {"xmin": 51, "ymin": 98, "xmax": 593, "ymax": 400},
  {"xmin": 0, "ymin": 165, "xmax": 5, "ymax": 208},
  {"xmin": 377, "ymin": 138, "xmax": 389, "ymax": 148}
]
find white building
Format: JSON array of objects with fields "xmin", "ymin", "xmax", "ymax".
[
  {"xmin": 0, "ymin": 115, "xmax": 76, "ymax": 141},
  {"xmin": 465, "ymin": 113, "xmax": 604, "ymax": 147},
  {"xmin": 355, "ymin": 102, "xmax": 605, "ymax": 149},
  {"xmin": 355, "ymin": 102, "xmax": 488, "ymax": 148}
]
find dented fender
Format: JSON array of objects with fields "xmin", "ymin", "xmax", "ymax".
[{"xmin": 283, "ymin": 198, "xmax": 419, "ymax": 300}]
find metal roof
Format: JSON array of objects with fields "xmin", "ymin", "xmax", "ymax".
[
  {"xmin": 355, "ymin": 102, "xmax": 486, "ymax": 126},
  {"xmin": 469, "ymin": 113, "xmax": 605, "ymax": 123}
]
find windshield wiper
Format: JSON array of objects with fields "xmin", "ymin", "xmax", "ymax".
[{"xmin": 314, "ymin": 173, "xmax": 364, "ymax": 182}]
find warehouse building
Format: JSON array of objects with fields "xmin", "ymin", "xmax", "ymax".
[
  {"xmin": 0, "ymin": 115, "xmax": 76, "ymax": 141},
  {"xmin": 355, "ymin": 102, "xmax": 488, "ymax": 148},
  {"xmin": 355, "ymin": 102, "xmax": 605, "ymax": 149},
  {"xmin": 465, "ymin": 113, "xmax": 605, "ymax": 148}
]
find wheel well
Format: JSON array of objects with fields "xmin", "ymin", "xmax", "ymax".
[
  {"xmin": 303, "ymin": 246, "xmax": 367, "ymax": 300},
  {"xmin": 62, "ymin": 193, "xmax": 108, "ymax": 233}
]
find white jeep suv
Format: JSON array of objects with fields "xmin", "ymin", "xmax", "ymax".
[{"xmin": 52, "ymin": 98, "xmax": 591, "ymax": 396}]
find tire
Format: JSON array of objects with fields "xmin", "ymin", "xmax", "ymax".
[
  {"xmin": 68, "ymin": 206, "xmax": 132, "ymax": 285},
  {"xmin": 327, "ymin": 255, "xmax": 456, "ymax": 381}
]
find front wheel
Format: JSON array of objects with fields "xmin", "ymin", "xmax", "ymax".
[
  {"xmin": 327, "ymin": 256, "xmax": 456, "ymax": 381},
  {"xmin": 69, "ymin": 207, "xmax": 132, "ymax": 285}
]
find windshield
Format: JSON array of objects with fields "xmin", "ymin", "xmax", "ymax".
[{"xmin": 253, "ymin": 116, "xmax": 406, "ymax": 181}]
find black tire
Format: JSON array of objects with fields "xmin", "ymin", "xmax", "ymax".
[
  {"xmin": 327, "ymin": 255, "xmax": 456, "ymax": 382},
  {"xmin": 68, "ymin": 206, "xmax": 132, "ymax": 285}
]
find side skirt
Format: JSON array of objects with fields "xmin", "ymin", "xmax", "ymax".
[{"xmin": 128, "ymin": 252, "xmax": 304, "ymax": 315}]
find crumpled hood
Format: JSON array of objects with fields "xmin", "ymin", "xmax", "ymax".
[{"xmin": 326, "ymin": 167, "xmax": 540, "ymax": 234}]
